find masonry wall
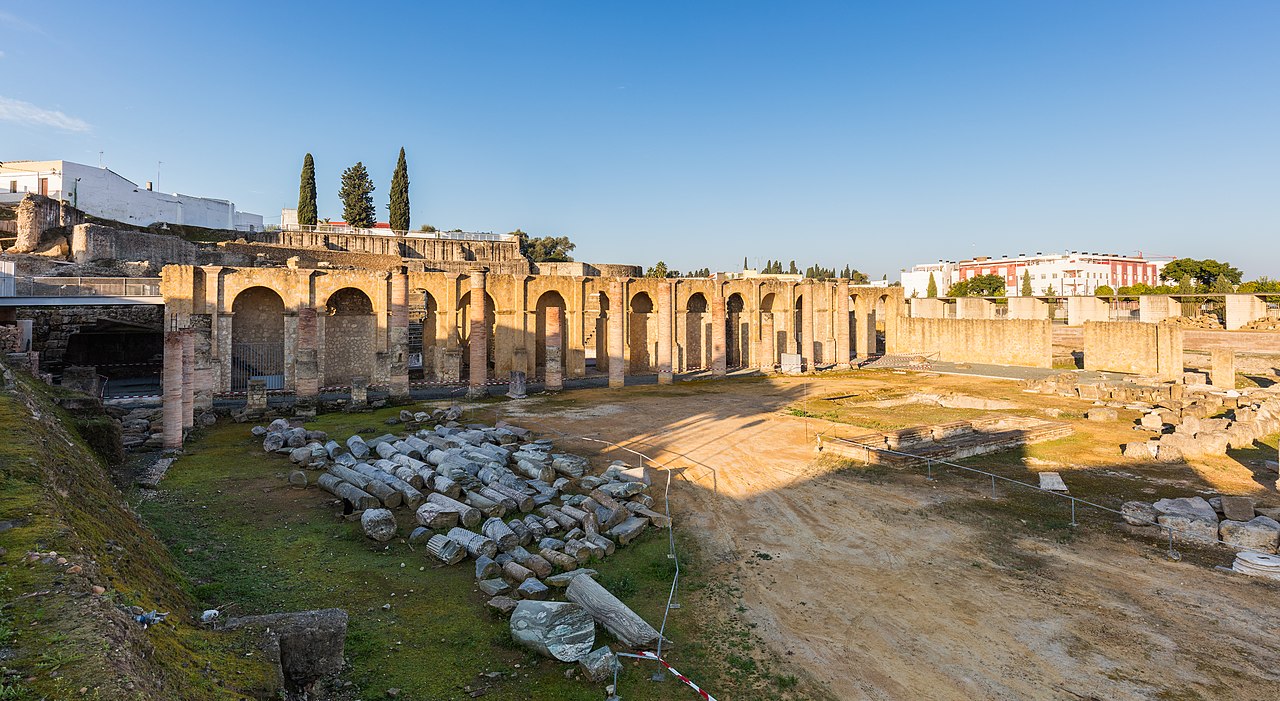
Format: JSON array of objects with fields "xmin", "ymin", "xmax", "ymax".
[
  {"xmin": 16, "ymin": 304, "xmax": 163, "ymax": 369},
  {"xmin": 887, "ymin": 317, "xmax": 1052, "ymax": 368},
  {"xmin": 72, "ymin": 223, "xmax": 197, "ymax": 265},
  {"xmin": 244, "ymin": 230, "xmax": 527, "ymax": 273},
  {"xmin": 1083, "ymin": 320, "xmax": 1183, "ymax": 379}
]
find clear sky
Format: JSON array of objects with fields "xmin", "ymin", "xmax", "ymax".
[{"xmin": 2, "ymin": 1, "xmax": 1277, "ymax": 278}]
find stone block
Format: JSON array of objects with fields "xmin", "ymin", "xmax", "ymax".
[
  {"xmin": 1087, "ymin": 407, "xmax": 1118, "ymax": 422},
  {"xmin": 1220, "ymin": 496, "xmax": 1256, "ymax": 522},
  {"xmin": 1153, "ymin": 496, "xmax": 1218, "ymax": 522},
  {"xmin": 1139, "ymin": 413, "xmax": 1165, "ymax": 431},
  {"xmin": 1183, "ymin": 371, "xmax": 1209, "ymax": 385},
  {"xmin": 1157, "ymin": 513, "xmax": 1218, "ymax": 544},
  {"xmin": 1121, "ymin": 501, "xmax": 1159, "ymax": 526},
  {"xmin": 1219, "ymin": 516, "xmax": 1280, "ymax": 553},
  {"xmin": 1122, "ymin": 441, "xmax": 1156, "ymax": 460}
]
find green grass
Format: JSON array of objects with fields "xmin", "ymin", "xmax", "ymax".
[{"xmin": 138, "ymin": 403, "xmax": 815, "ymax": 700}]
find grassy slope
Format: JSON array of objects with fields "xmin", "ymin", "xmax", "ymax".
[
  {"xmin": 138, "ymin": 405, "xmax": 814, "ymax": 701},
  {"xmin": 0, "ymin": 369, "xmax": 275, "ymax": 700}
]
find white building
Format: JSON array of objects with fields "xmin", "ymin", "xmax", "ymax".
[
  {"xmin": 901, "ymin": 252, "xmax": 1171, "ymax": 297},
  {"xmin": 0, "ymin": 159, "xmax": 262, "ymax": 231}
]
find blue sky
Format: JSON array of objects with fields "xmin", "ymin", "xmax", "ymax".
[{"xmin": 2, "ymin": 1, "xmax": 1277, "ymax": 278}]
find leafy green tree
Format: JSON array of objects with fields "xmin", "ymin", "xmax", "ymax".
[
  {"xmin": 418, "ymin": 224, "xmax": 437, "ymax": 232},
  {"xmin": 850, "ymin": 270, "xmax": 869, "ymax": 284},
  {"xmin": 950, "ymin": 273, "xmax": 1005, "ymax": 297},
  {"xmin": 1176, "ymin": 274, "xmax": 1196, "ymax": 294},
  {"xmin": 1210, "ymin": 274, "xmax": 1235, "ymax": 293},
  {"xmin": 1095, "ymin": 285, "xmax": 1115, "ymax": 296},
  {"xmin": 388, "ymin": 147, "xmax": 410, "ymax": 232},
  {"xmin": 1161, "ymin": 258, "xmax": 1242, "ymax": 288},
  {"xmin": 926, "ymin": 272, "xmax": 938, "ymax": 298},
  {"xmin": 946, "ymin": 280, "xmax": 968, "ymax": 297},
  {"xmin": 297, "ymin": 153, "xmax": 317, "ymax": 226},
  {"xmin": 646, "ymin": 261, "xmax": 670, "ymax": 278},
  {"xmin": 339, "ymin": 162, "xmax": 376, "ymax": 228},
  {"xmin": 788, "ymin": 261, "xmax": 799, "ymax": 275},
  {"xmin": 511, "ymin": 229, "xmax": 576, "ymax": 262},
  {"xmin": 1020, "ymin": 270, "xmax": 1032, "ymax": 296}
]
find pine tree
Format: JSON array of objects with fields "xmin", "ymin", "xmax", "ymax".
[
  {"xmin": 926, "ymin": 272, "xmax": 938, "ymax": 298},
  {"xmin": 339, "ymin": 162, "xmax": 376, "ymax": 229},
  {"xmin": 788, "ymin": 260, "xmax": 798, "ymax": 275},
  {"xmin": 389, "ymin": 147, "xmax": 410, "ymax": 232},
  {"xmin": 297, "ymin": 153, "xmax": 317, "ymax": 227},
  {"xmin": 1020, "ymin": 270, "xmax": 1033, "ymax": 296},
  {"xmin": 743, "ymin": 256, "xmax": 748, "ymax": 271}
]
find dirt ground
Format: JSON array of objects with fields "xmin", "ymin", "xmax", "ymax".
[{"xmin": 489, "ymin": 372, "xmax": 1280, "ymax": 701}]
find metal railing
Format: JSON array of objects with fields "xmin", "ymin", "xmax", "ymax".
[
  {"xmin": 3, "ymin": 276, "xmax": 162, "ymax": 298},
  {"xmin": 281, "ymin": 223, "xmax": 516, "ymax": 242}
]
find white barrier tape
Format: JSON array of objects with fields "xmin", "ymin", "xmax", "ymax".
[{"xmin": 616, "ymin": 651, "xmax": 717, "ymax": 701}]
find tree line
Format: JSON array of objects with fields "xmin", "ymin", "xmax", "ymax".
[
  {"xmin": 927, "ymin": 258, "xmax": 1266, "ymax": 298},
  {"xmin": 297, "ymin": 149, "xmax": 410, "ymax": 231}
]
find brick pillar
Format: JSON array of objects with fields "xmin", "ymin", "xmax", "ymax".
[
  {"xmin": 467, "ymin": 266, "xmax": 489, "ymax": 398},
  {"xmin": 711, "ymin": 284, "xmax": 727, "ymax": 377},
  {"xmin": 162, "ymin": 329, "xmax": 184, "ymax": 449},
  {"xmin": 760, "ymin": 313, "xmax": 775, "ymax": 372},
  {"xmin": 389, "ymin": 269, "xmax": 410, "ymax": 400},
  {"xmin": 181, "ymin": 327, "xmax": 194, "ymax": 429},
  {"xmin": 802, "ymin": 283, "xmax": 815, "ymax": 371},
  {"xmin": 608, "ymin": 278, "xmax": 625, "ymax": 388},
  {"xmin": 835, "ymin": 280, "xmax": 850, "ymax": 369},
  {"xmin": 546, "ymin": 305, "xmax": 564, "ymax": 391},
  {"xmin": 657, "ymin": 281, "xmax": 673, "ymax": 384},
  {"xmin": 295, "ymin": 307, "xmax": 319, "ymax": 399}
]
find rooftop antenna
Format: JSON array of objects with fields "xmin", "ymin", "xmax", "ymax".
[
  {"xmin": 98, "ymin": 151, "xmax": 103, "ymax": 168},
  {"xmin": 156, "ymin": 161, "xmax": 163, "ymax": 191}
]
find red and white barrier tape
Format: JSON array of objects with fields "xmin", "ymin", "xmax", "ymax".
[{"xmin": 616, "ymin": 651, "xmax": 717, "ymax": 701}]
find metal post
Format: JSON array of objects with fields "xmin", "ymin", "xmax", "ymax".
[
  {"xmin": 990, "ymin": 474, "xmax": 997, "ymax": 498},
  {"xmin": 1070, "ymin": 498, "xmax": 1077, "ymax": 527},
  {"xmin": 926, "ymin": 460, "xmax": 933, "ymax": 481}
]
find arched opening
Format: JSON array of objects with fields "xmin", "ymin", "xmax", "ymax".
[
  {"xmin": 726, "ymin": 293, "xmax": 746, "ymax": 369},
  {"xmin": 628, "ymin": 292, "xmax": 654, "ymax": 374},
  {"xmin": 759, "ymin": 292, "xmax": 779, "ymax": 370},
  {"xmin": 64, "ymin": 315, "xmax": 164, "ymax": 397},
  {"xmin": 848, "ymin": 293, "xmax": 860, "ymax": 360},
  {"xmin": 324, "ymin": 287, "xmax": 376, "ymax": 387},
  {"xmin": 793, "ymin": 293, "xmax": 804, "ymax": 356},
  {"xmin": 876, "ymin": 294, "xmax": 889, "ymax": 354},
  {"xmin": 457, "ymin": 290, "xmax": 497, "ymax": 374},
  {"xmin": 535, "ymin": 291, "xmax": 568, "ymax": 378},
  {"xmin": 410, "ymin": 291, "xmax": 438, "ymax": 380},
  {"xmin": 592, "ymin": 292, "xmax": 610, "ymax": 374},
  {"xmin": 685, "ymin": 292, "xmax": 707, "ymax": 371},
  {"xmin": 231, "ymin": 286, "xmax": 285, "ymax": 391}
]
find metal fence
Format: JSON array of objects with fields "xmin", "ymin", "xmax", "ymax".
[
  {"xmin": 230, "ymin": 342, "xmax": 285, "ymax": 391},
  {"xmin": 4, "ymin": 276, "xmax": 162, "ymax": 297}
]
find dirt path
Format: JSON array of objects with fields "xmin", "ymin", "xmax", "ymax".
[{"xmin": 494, "ymin": 378, "xmax": 1280, "ymax": 701}]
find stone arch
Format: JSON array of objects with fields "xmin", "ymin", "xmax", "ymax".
[
  {"xmin": 458, "ymin": 290, "xmax": 497, "ymax": 373},
  {"xmin": 793, "ymin": 292, "xmax": 805, "ymax": 355},
  {"xmin": 759, "ymin": 292, "xmax": 780, "ymax": 370},
  {"xmin": 684, "ymin": 292, "xmax": 708, "ymax": 370},
  {"xmin": 726, "ymin": 293, "xmax": 747, "ymax": 369},
  {"xmin": 535, "ymin": 290, "xmax": 568, "ymax": 378},
  {"xmin": 593, "ymin": 292, "xmax": 610, "ymax": 374},
  {"xmin": 230, "ymin": 286, "xmax": 285, "ymax": 391},
  {"xmin": 324, "ymin": 287, "xmax": 376, "ymax": 387},
  {"xmin": 629, "ymin": 292, "xmax": 654, "ymax": 374},
  {"xmin": 875, "ymin": 293, "xmax": 890, "ymax": 354}
]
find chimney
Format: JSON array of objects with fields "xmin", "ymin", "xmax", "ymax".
[{"xmin": 145, "ymin": 181, "xmax": 153, "ymax": 191}]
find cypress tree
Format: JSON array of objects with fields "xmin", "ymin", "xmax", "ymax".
[
  {"xmin": 1020, "ymin": 270, "xmax": 1033, "ymax": 296},
  {"xmin": 926, "ymin": 272, "xmax": 938, "ymax": 298},
  {"xmin": 297, "ymin": 153, "xmax": 317, "ymax": 227},
  {"xmin": 389, "ymin": 147, "xmax": 410, "ymax": 232},
  {"xmin": 339, "ymin": 162, "xmax": 377, "ymax": 229}
]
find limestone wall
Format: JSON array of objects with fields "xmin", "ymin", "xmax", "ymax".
[
  {"xmin": 72, "ymin": 223, "xmax": 197, "ymax": 265},
  {"xmin": 16, "ymin": 304, "xmax": 163, "ymax": 369},
  {"xmin": 1083, "ymin": 321, "xmax": 1183, "ymax": 379},
  {"xmin": 887, "ymin": 317, "xmax": 1052, "ymax": 368}
]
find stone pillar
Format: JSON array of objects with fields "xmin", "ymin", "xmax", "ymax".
[
  {"xmin": 711, "ymin": 283, "xmax": 727, "ymax": 377},
  {"xmin": 162, "ymin": 330, "xmax": 184, "ymax": 449},
  {"xmin": 295, "ymin": 307, "xmax": 320, "ymax": 400},
  {"xmin": 1007, "ymin": 297, "xmax": 1048, "ymax": 320},
  {"xmin": 349, "ymin": 376, "xmax": 369, "ymax": 407},
  {"xmin": 657, "ymin": 282, "xmax": 673, "ymax": 384},
  {"xmin": 467, "ymin": 267, "xmax": 489, "ymax": 398},
  {"xmin": 245, "ymin": 379, "xmax": 267, "ymax": 413},
  {"xmin": 801, "ymin": 283, "xmax": 815, "ymax": 371},
  {"xmin": 1224, "ymin": 294, "xmax": 1267, "ymax": 330},
  {"xmin": 188, "ymin": 314, "xmax": 214, "ymax": 411},
  {"xmin": 389, "ymin": 269, "xmax": 410, "ymax": 400},
  {"xmin": 607, "ymin": 278, "xmax": 625, "ymax": 388},
  {"xmin": 1211, "ymin": 348, "xmax": 1236, "ymax": 389},
  {"xmin": 759, "ymin": 313, "xmax": 775, "ymax": 372},
  {"xmin": 956, "ymin": 297, "xmax": 996, "ymax": 319},
  {"xmin": 440, "ymin": 348, "xmax": 462, "ymax": 383},
  {"xmin": 854, "ymin": 296, "xmax": 875, "ymax": 358},
  {"xmin": 546, "ymin": 305, "xmax": 564, "ymax": 391},
  {"xmin": 1066, "ymin": 296, "xmax": 1110, "ymax": 326},
  {"xmin": 181, "ymin": 327, "xmax": 194, "ymax": 430},
  {"xmin": 1139, "ymin": 295, "xmax": 1177, "ymax": 324},
  {"xmin": 1155, "ymin": 320, "xmax": 1184, "ymax": 382},
  {"xmin": 835, "ymin": 281, "xmax": 850, "ymax": 369},
  {"xmin": 16, "ymin": 319, "xmax": 33, "ymax": 352}
]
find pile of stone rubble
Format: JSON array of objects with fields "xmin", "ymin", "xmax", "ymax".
[
  {"xmin": 250, "ymin": 407, "xmax": 673, "ymax": 681},
  {"xmin": 1123, "ymin": 393, "xmax": 1280, "ymax": 462},
  {"xmin": 1121, "ymin": 495, "xmax": 1280, "ymax": 557},
  {"xmin": 1242, "ymin": 317, "xmax": 1280, "ymax": 331}
]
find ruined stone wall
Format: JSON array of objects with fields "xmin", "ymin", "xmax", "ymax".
[
  {"xmin": 9, "ymin": 194, "xmax": 82, "ymax": 253},
  {"xmin": 16, "ymin": 304, "xmax": 163, "ymax": 369},
  {"xmin": 243, "ymin": 230, "xmax": 523, "ymax": 264},
  {"xmin": 71, "ymin": 223, "xmax": 197, "ymax": 265},
  {"xmin": 1083, "ymin": 321, "xmax": 1183, "ymax": 379},
  {"xmin": 203, "ymin": 241, "xmax": 405, "ymax": 271},
  {"xmin": 888, "ymin": 317, "xmax": 1053, "ymax": 368}
]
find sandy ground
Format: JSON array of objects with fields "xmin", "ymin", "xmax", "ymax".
[{"xmin": 492, "ymin": 375, "xmax": 1280, "ymax": 701}]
